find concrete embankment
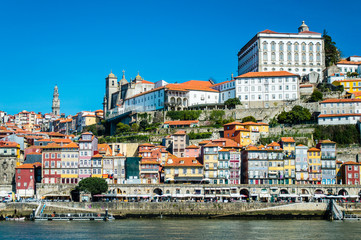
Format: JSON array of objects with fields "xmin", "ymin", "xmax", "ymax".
[{"xmin": 0, "ymin": 202, "xmax": 330, "ymax": 220}]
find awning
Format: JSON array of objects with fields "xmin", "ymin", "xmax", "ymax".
[
  {"xmin": 314, "ymin": 194, "xmax": 327, "ymax": 198},
  {"xmin": 204, "ymin": 194, "xmax": 216, "ymax": 198},
  {"xmin": 260, "ymin": 193, "xmax": 271, "ymax": 198},
  {"xmin": 279, "ymin": 194, "xmax": 298, "ymax": 198}
]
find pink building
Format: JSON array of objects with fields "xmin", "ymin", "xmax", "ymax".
[
  {"xmin": 229, "ymin": 150, "xmax": 241, "ymax": 184},
  {"xmin": 185, "ymin": 145, "xmax": 200, "ymax": 158},
  {"xmin": 78, "ymin": 132, "xmax": 98, "ymax": 179}
]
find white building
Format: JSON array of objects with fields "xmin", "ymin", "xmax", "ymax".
[
  {"xmin": 114, "ymin": 80, "xmax": 219, "ymax": 115},
  {"xmin": 318, "ymin": 99, "xmax": 361, "ymax": 125},
  {"xmin": 237, "ymin": 21, "xmax": 325, "ymax": 81},
  {"xmin": 337, "ymin": 56, "xmax": 361, "ymax": 75},
  {"xmin": 211, "ymin": 71, "xmax": 299, "ymax": 108}
]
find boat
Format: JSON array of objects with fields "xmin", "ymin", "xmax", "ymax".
[{"xmin": 6, "ymin": 217, "xmax": 25, "ymax": 221}]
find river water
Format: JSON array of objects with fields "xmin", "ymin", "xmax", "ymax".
[{"xmin": 1, "ymin": 219, "xmax": 361, "ymax": 239}]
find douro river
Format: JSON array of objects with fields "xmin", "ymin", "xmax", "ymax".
[{"xmin": 1, "ymin": 219, "xmax": 361, "ymax": 239}]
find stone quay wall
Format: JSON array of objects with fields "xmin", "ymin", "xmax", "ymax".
[{"xmin": 0, "ymin": 202, "xmax": 328, "ymax": 219}]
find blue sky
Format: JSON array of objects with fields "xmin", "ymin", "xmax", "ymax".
[{"xmin": 0, "ymin": 0, "xmax": 360, "ymax": 115}]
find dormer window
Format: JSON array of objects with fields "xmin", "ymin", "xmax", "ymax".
[{"xmin": 180, "ymin": 160, "xmax": 184, "ymax": 164}]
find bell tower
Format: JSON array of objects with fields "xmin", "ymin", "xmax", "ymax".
[
  {"xmin": 105, "ymin": 71, "xmax": 118, "ymax": 111},
  {"xmin": 52, "ymin": 85, "xmax": 60, "ymax": 116}
]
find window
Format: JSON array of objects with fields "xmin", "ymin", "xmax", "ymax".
[
  {"xmin": 279, "ymin": 42, "xmax": 284, "ymax": 51},
  {"xmin": 287, "ymin": 52, "xmax": 292, "ymax": 61},
  {"xmin": 280, "ymin": 52, "xmax": 284, "ymax": 61}
]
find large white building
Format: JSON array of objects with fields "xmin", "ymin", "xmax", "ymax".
[
  {"xmin": 318, "ymin": 99, "xmax": 361, "ymax": 125},
  {"xmin": 237, "ymin": 21, "xmax": 325, "ymax": 81},
  {"xmin": 211, "ymin": 71, "xmax": 300, "ymax": 108}
]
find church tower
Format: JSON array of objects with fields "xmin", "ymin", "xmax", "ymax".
[
  {"xmin": 105, "ymin": 71, "xmax": 118, "ymax": 111},
  {"xmin": 52, "ymin": 85, "xmax": 60, "ymax": 116}
]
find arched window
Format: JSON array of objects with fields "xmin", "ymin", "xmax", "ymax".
[
  {"xmin": 263, "ymin": 42, "xmax": 268, "ymax": 51},
  {"xmin": 302, "ymin": 53, "xmax": 306, "ymax": 62},
  {"xmin": 287, "ymin": 42, "xmax": 292, "ymax": 51},
  {"xmin": 316, "ymin": 53, "xmax": 321, "ymax": 62},
  {"xmin": 279, "ymin": 42, "xmax": 284, "ymax": 51},
  {"xmin": 301, "ymin": 42, "xmax": 306, "ymax": 51},
  {"xmin": 271, "ymin": 42, "xmax": 276, "ymax": 51},
  {"xmin": 294, "ymin": 53, "xmax": 299, "ymax": 62},
  {"xmin": 294, "ymin": 42, "xmax": 299, "ymax": 51},
  {"xmin": 280, "ymin": 52, "xmax": 284, "ymax": 61},
  {"xmin": 263, "ymin": 52, "xmax": 268, "ymax": 61},
  {"xmin": 309, "ymin": 53, "xmax": 313, "ymax": 62},
  {"xmin": 309, "ymin": 43, "xmax": 314, "ymax": 51},
  {"xmin": 271, "ymin": 52, "xmax": 276, "ymax": 61},
  {"xmin": 287, "ymin": 52, "xmax": 292, "ymax": 61}
]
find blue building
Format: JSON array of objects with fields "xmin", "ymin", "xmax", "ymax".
[{"xmin": 317, "ymin": 140, "xmax": 337, "ymax": 184}]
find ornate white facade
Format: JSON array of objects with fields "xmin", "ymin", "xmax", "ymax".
[
  {"xmin": 237, "ymin": 21, "xmax": 325, "ymax": 81},
  {"xmin": 211, "ymin": 71, "xmax": 299, "ymax": 108}
]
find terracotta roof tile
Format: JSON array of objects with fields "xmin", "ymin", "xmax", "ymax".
[{"xmin": 235, "ymin": 71, "xmax": 298, "ymax": 78}]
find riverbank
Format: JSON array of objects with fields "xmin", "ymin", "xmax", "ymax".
[{"xmin": 0, "ymin": 202, "xmax": 336, "ymax": 220}]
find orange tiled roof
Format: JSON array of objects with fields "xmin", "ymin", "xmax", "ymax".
[
  {"xmin": 241, "ymin": 121, "xmax": 269, "ymax": 126},
  {"xmin": 281, "ymin": 137, "xmax": 295, "ymax": 143},
  {"xmin": 0, "ymin": 141, "xmax": 19, "ymax": 148},
  {"xmin": 308, "ymin": 147, "xmax": 320, "ymax": 152},
  {"xmin": 319, "ymin": 140, "xmax": 336, "ymax": 144},
  {"xmin": 141, "ymin": 80, "xmax": 154, "ymax": 84},
  {"xmin": 337, "ymin": 60, "xmax": 361, "ymax": 65},
  {"xmin": 92, "ymin": 154, "xmax": 103, "ymax": 158},
  {"xmin": 223, "ymin": 121, "xmax": 243, "ymax": 126},
  {"xmin": 343, "ymin": 161, "xmax": 360, "ymax": 165},
  {"xmin": 321, "ymin": 99, "xmax": 361, "ymax": 103},
  {"xmin": 267, "ymin": 142, "xmax": 280, "ymax": 147},
  {"xmin": 139, "ymin": 143, "xmax": 155, "ymax": 147},
  {"xmin": 164, "ymin": 120, "xmax": 199, "ymax": 125},
  {"xmin": 116, "ymin": 153, "xmax": 124, "ymax": 156},
  {"xmin": 333, "ymin": 79, "xmax": 361, "ymax": 83},
  {"xmin": 300, "ymin": 84, "xmax": 313, "ymax": 88},
  {"xmin": 199, "ymin": 140, "xmax": 211, "ymax": 145},
  {"xmin": 16, "ymin": 163, "xmax": 35, "ymax": 169},
  {"xmin": 185, "ymin": 145, "xmax": 200, "ymax": 149},
  {"xmin": 235, "ymin": 71, "xmax": 298, "ymax": 79},
  {"xmin": 164, "ymin": 157, "xmax": 202, "ymax": 167},
  {"xmin": 318, "ymin": 113, "xmax": 361, "ymax": 118},
  {"xmin": 173, "ymin": 130, "xmax": 186, "ymax": 135}
]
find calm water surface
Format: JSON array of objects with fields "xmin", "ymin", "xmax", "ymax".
[{"xmin": 1, "ymin": 219, "xmax": 361, "ymax": 239}]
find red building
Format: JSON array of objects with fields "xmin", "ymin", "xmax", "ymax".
[
  {"xmin": 15, "ymin": 162, "xmax": 41, "ymax": 198},
  {"xmin": 341, "ymin": 161, "xmax": 360, "ymax": 185},
  {"xmin": 42, "ymin": 143, "xmax": 62, "ymax": 184}
]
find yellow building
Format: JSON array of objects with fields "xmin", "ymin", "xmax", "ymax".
[
  {"xmin": 164, "ymin": 156, "xmax": 203, "ymax": 183},
  {"xmin": 280, "ymin": 137, "xmax": 296, "ymax": 184},
  {"xmin": 60, "ymin": 142, "xmax": 79, "ymax": 184},
  {"xmin": 308, "ymin": 147, "xmax": 321, "ymax": 184},
  {"xmin": 332, "ymin": 79, "xmax": 361, "ymax": 95},
  {"xmin": 224, "ymin": 121, "xmax": 269, "ymax": 146},
  {"xmin": 203, "ymin": 143, "xmax": 220, "ymax": 184},
  {"xmin": 0, "ymin": 141, "xmax": 21, "ymax": 166},
  {"xmin": 267, "ymin": 142, "xmax": 284, "ymax": 184}
]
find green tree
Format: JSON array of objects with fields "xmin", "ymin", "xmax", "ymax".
[
  {"xmin": 309, "ymin": 90, "xmax": 323, "ymax": 102},
  {"xmin": 277, "ymin": 106, "xmax": 311, "ymax": 125},
  {"xmin": 139, "ymin": 120, "xmax": 149, "ymax": 131},
  {"xmin": 224, "ymin": 98, "xmax": 241, "ymax": 109},
  {"xmin": 116, "ymin": 122, "xmax": 131, "ymax": 135},
  {"xmin": 78, "ymin": 177, "xmax": 108, "ymax": 197},
  {"xmin": 242, "ymin": 116, "xmax": 257, "ymax": 123},
  {"xmin": 131, "ymin": 123, "xmax": 139, "ymax": 132},
  {"xmin": 323, "ymin": 30, "xmax": 341, "ymax": 67},
  {"xmin": 347, "ymin": 72, "xmax": 359, "ymax": 78}
]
